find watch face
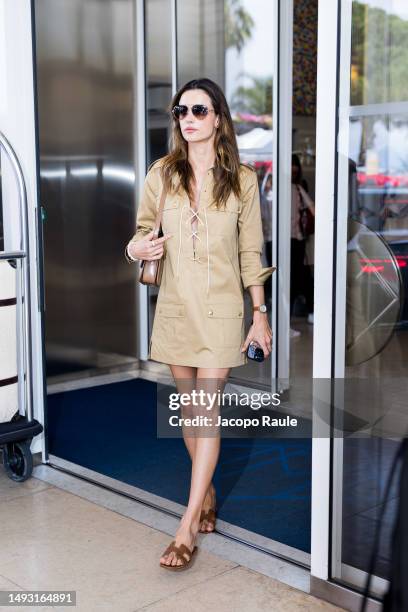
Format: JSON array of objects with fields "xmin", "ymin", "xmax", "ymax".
[{"xmin": 259, "ymin": 304, "xmax": 267, "ymax": 313}]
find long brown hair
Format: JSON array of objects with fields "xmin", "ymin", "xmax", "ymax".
[{"xmin": 160, "ymin": 78, "xmax": 243, "ymax": 209}]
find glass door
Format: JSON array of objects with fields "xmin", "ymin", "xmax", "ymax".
[
  {"xmin": 311, "ymin": 0, "xmax": 407, "ymax": 605},
  {"xmin": 145, "ymin": 0, "xmax": 311, "ymax": 393},
  {"xmin": 332, "ymin": 0, "xmax": 408, "ymax": 597}
]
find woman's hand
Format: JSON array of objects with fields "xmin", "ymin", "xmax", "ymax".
[
  {"xmin": 128, "ymin": 229, "xmax": 172, "ymax": 261},
  {"xmin": 241, "ymin": 312, "xmax": 273, "ymax": 358}
]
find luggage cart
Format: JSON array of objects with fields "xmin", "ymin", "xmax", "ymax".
[{"xmin": 0, "ymin": 131, "xmax": 43, "ymax": 481}]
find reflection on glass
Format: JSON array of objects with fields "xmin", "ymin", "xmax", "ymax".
[
  {"xmin": 145, "ymin": 0, "xmax": 172, "ymax": 164},
  {"xmin": 227, "ymin": 0, "xmax": 273, "ymax": 350},
  {"xmin": 342, "ymin": 436, "xmax": 401, "ymax": 579},
  {"xmin": 177, "ymin": 0, "xmax": 226, "ymax": 88},
  {"xmin": 290, "ymin": 0, "xmax": 318, "ymax": 381},
  {"xmin": 350, "ymin": 0, "xmax": 408, "ymax": 105},
  {"xmin": 35, "ymin": 0, "xmax": 136, "ymax": 380},
  {"xmin": 340, "ymin": 0, "xmax": 408, "ymax": 589},
  {"xmin": 145, "ymin": 0, "xmax": 173, "ymax": 341}
]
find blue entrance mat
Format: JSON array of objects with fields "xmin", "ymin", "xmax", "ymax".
[{"xmin": 47, "ymin": 378, "xmax": 311, "ymax": 553}]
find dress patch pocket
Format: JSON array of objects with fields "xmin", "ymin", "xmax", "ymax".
[
  {"xmin": 206, "ymin": 198, "xmax": 241, "ymax": 236},
  {"xmin": 156, "ymin": 303, "xmax": 185, "ymax": 317},
  {"xmin": 205, "ymin": 302, "xmax": 244, "ymax": 348},
  {"xmin": 153, "ymin": 302, "xmax": 186, "ymax": 346}
]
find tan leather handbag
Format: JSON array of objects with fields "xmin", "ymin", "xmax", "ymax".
[{"xmin": 137, "ymin": 183, "xmax": 168, "ymax": 287}]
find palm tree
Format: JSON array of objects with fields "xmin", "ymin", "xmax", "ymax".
[
  {"xmin": 225, "ymin": 0, "xmax": 254, "ymax": 53},
  {"xmin": 231, "ymin": 75, "xmax": 273, "ymax": 115}
]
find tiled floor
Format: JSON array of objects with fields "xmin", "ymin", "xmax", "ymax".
[{"xmin": 0, "ymin": 455, "xmax": 345, "ymax": 612}]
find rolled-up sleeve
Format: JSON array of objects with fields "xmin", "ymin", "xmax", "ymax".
[
  {"xmin": 124, "ymin": 165, "xmax": 160, "ymax": 263},
  {"xmin": 238, "ymin": 170, "xmax": 276, "ymax": 289}
]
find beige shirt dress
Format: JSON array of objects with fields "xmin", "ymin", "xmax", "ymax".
[{"xmin": 125, "ymin": 158, "xmax": 275, "ymax": 368}]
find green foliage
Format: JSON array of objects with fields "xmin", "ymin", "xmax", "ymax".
[
  {"xmin": 351, "ymin": 1, "xmax": 408, "ymax": 105},
  {"xmin": 224, "ymin": 0, "xmax": 255, "ymax": 52},
  {"xmin": 230, "ymin": 75, "xmax": 273, "ymax": 115}
]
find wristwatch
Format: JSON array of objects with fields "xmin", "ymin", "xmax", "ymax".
[{"xmin": 253, "ymin": 304, "xmax": 268, "ymax": 313}]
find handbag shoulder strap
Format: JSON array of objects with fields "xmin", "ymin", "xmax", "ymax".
[
  {"xmin": 295, "ymin": 184, "xmax": 305, "ymax": 209},
  {"xmin": 152, "ymin": 175, "xmax": 168, "ymax": 238}
]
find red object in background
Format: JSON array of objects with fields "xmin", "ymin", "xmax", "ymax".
[
  {"xmin": 360, "ymin": 255, "xmax": 408, "ymax": 273},
  {"xmin": 357, "ymin": 171, "xmax": 408, "ymax": 189},
  {"xmin": 361, "ymin": 264, "xmax": 385, "ymax": 273}
]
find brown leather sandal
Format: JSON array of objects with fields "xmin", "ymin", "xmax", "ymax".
[
  {"xmin": 159, "ymin": 540, "xmax": 198, "ymax": 571},
  {"xmin": 199, "ymin": 505, "xmax": 217, "ymax": 533}
]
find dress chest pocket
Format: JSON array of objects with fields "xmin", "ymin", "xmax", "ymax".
[
  {"xmin": 160, "ymin": 196, "xmax": 181, "ymax": 234},
  {"xmin": 206, "ymin": 198, "xmax": 241, "ymax": 236}
]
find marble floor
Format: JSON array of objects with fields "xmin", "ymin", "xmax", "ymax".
[{"xmin": 0, "ymin": 453, "xmax": 345, "ymax": 612}]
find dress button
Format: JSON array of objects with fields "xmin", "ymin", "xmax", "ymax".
[
  {"xmin": 208, "ymin": 309, "xmax": 213, "ymax": 316},
  {"xmin": 238, "ymin": 312, "xmax": 242, "ymax": 317}
]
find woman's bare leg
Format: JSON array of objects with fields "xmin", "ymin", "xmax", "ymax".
[
  {"xmin": 160, "ymin": 367, "xmax": 230, "ymax": 567},
  {"xmin": 169, "ymin": 364, "xmax": 197, "ymax": 463},
  {"xmin": 168, "ymin": 364, "xmax": 215, "ymax": 532},
  {"xmin": 188, "ymin": 368, "xmax": 229, "ymax": 532}
]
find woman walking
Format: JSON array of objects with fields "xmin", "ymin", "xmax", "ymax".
[{"xmin": 125, "ymin": 78, "xmax": 274, "ymax": 570}]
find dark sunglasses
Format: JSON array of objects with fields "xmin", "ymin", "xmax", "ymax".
[{"xmin": 172, "ymin": 104, "xmax": 215, "ymax": 120}]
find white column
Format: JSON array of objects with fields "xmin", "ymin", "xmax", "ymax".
[{"xmin": 0, "ymin": 1, "xmax": 45, "ymax": 455}]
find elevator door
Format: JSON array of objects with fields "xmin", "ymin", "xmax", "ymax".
[{"xmin": 34, "ymin": 0, "xmax": 138, "ymax": 381}]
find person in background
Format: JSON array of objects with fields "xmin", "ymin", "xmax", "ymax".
[{"xmin": 290, "ymin": 153, "xmax": 315, "ymax": 337}]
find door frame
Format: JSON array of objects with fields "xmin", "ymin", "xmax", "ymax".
[
  {"xmin": 276, "ymin": 0, "xmax": 293, "ymax": 386},
  {"xmin": 310, "ymin": 0, "xmax": 340, "ymax": 590}
]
